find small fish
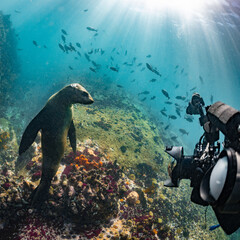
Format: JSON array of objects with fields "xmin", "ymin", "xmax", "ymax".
[
  {"xmin": 117, "ymin": 85, "xmax": 123, "ymax": 88},
  {"xmin": 61, "ymin": 29, "xmax": 68, "ymax": 35},
  {"xmin": 69, "ymin": 66, "xmax": 73, "ymax": 70},
  {"xmin": 141, "ymin": 97, "xmax": 147, "ymax": 102},
  {"xmin": 110, "ymin": 67, "xmax": 118, "ymax": 72},
  {"xmin": 64, "ymin": 44, "xmax": 71, "ymax": 53},
  {"xmin": 209, "ymin": 224, "xmax": 220, "ymax": 231},
  {"xmin": 150, "ymin": 96, "xmax": 156, "ymax": 100},
  {"xmin": 89, "ymin": 67, "xmax": 96, "ymax": 73},
  {"xmin": 137, "ymin": 63, "xmax": 142, "ymax": 67},
  {"xmin": 88, "ymin": 49, "xmax": 93, "ymax": 54},
  {"xmin": 175, "ymin": 103, "xmax": 181, "ymax": 107},
  {"xmin": 149, "ymin": 79, "xmax": 157, "ymax": 82},
  {"xmin": 15, "ymin": 10, "xmax": 21, "ymax": 13},
  {"xmin": 84, "ymin": 9, "xmax": 88, "ymax": 12},
  {"xmin": 169, "ymin": 115, "xmax": 177, "ymax": 120},
  {"xmin": 179, "ymin": 128, "xmax": 189, "ymax": 135},
  {"xmin": 125, "ymin": 50, "xmax": 127, "ymax": 56},
  {"xmin": 17, "ymin": 48, "xmax": 23, "ymax": 51},
  {"xmin": 58, "ymin": 43, "xmax": 65, "ymax": 52},
  {"xmin": 110, "ymin": 56, "xmax": 114, "ymax": 61},
  {"xmin": 76, "ymin": 42, "xmax": 81, "ymax": 48},
  {"xmin": 210, "ymin": 95, "xmax": 213, "ymax": 104},
  {"xmin": 94, "ymin": 33, "xmax": 98, "ymax": 37},
  {"xmin": 175, "ymin": 65, "xmax": 179, "ymax": 69},
  {"xmin": 32, "ymin": 40, "xmax": 38, "ymax": 47},
  {"xmin": 69, "ymin": 43, "xmax": 76, "ymax": 52},
  {"xmin": 181, "ymin": 68, "xmax": 184, "ymax": 74},
  {"xmin": 165, "ymin": 101, "xmax": 172, "ymax": 105},
  {"xmin": 77, "ymin": 51, "xmax": 81, "ymax": 57},
  {"xmin": 86, "ymin": 26, "xmax": 98, "ymax": 32},
  {"xmin": 130, "ymin": 70, "xmax": 134, "ymax": 73},
  {"xmin": 176, "ymin": 96, "xmax": 186, "ymax": 101},
  {"xmin": 190, "ymin": 86, "xmax": 197, "ymax": 91},
  {"xmin": 138, "ymin": 91, "xmax": 150, "ymax": 95},
  {"xmin": 171, "ymin": 136, "xmax": 178, "ymax": 141},
  {"xmin": 160, "ymin": 110, "xmax": 167, "ymax": 117},
  {"xmin": 112, "ymin": 48, "xmax": 116, "ymax": 52},
  {"xmin": 146, "ymin": 63, "xmax": 161, "ymax": 77},
  {"xmin": 124, "ymin": 62, "xmax": 133, "ymax": 66},
  {"xmin": 43, "ymin": 45, "xmax": 47, "ymax": 49},
  {"xmin": 140, "ymin": 67, "xmax": 145, "ymax": 71},
  {"xmin": 162, "ymin": 89, "xmax": 170, "ymax": 99},
  {"xmin": 175, "ymin": 84, "xmax": 179, "ymax": 88},
  {"xmin": 161, "ymin": 107, "xmax": 166, "ymax": 112},
  {"xmin": 175, "ymin": 108, "xmax": 181, "ymax": 117},
  {"xmin": 199, "ymin": 75, "xmax": 204, "ymax": 84},
  {"xmin": 92, "ymin": 61, "xmax": 98, "ymax": 67},
  {"xmin": 132, "ymin": 57, "xmax": 136, "ymax": 63},
  {"xmin": 184, "ymin": 115, "xmax": 194, "ymax": 122},
  {"xmin": 61, "ymin": 35, "xmax": 66, "ymax": 43},
  {"xmin": 131, "ymin": 79, "xmax": 136, "ymax": 82},
  {"xmin": 146, "ymin": 54, "xmax": 151, "ymax": 58},
  {"xmin": 165, "ymin": 124, "xmax": 170, "ymax": 130},
  {"xmin": 84, "ymin": 53, "xmax": 90, "ymax": 61}
]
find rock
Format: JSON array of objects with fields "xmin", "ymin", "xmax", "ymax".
[{"xmin": 126, "ymin": 191, "xmax": 139, "ymax": 206}]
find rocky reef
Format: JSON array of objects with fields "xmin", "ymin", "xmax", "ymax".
[{"xmin": 0, "ymin": 12, "xmax": 19, "ymax": 116}]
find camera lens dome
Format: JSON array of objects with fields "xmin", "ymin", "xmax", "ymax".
[{"xmin": 209, "ymin": 156, "xmax": 228, "ymax": 201}]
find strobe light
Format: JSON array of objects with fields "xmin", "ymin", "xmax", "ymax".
[{"xmin": 200, "ymin": 148, "xmax": 240, "ymax": 234}]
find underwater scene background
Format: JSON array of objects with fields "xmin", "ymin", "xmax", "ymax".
[{"xmin": 0, "ymin": 0, "xmax": 240, "ymax": 239}]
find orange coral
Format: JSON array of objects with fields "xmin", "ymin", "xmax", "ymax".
[
  {"xmin": 73, "ymin": 154, "xmax": 103, "ymax": 171},
  {"xmin": 152, "ymin": 229, "xmax": 158, "ymax": 235}
]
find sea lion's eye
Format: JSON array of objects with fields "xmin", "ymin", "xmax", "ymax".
[{"xmin": 82, "ymin": 92, "xmax": 88, "ymax": 97}]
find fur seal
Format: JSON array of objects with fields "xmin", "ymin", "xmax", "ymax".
[{"xmin": 16, "ymin": 83, "xmax": 94, "ymax": 206}]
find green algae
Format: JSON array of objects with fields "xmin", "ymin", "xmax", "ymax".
[{"xmin": 73, "ymin": 87, "xmax": 169, "ymax": 178}]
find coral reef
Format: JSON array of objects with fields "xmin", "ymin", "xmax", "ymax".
[
  {"xmin": 0, "ymin": 139, "xmax": 227, "ymax": 239},
  {"xmin": 0, "ymin": 118, "xmax": 18, "ymax": 165},
  {"xmin": 0, "ymin": 12, "xmax": 19, "ymax": 115}
]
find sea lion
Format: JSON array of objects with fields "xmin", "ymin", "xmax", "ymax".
[{"xmin": 16, "ymin": 83, "xmax": 94, "ymax": 206}]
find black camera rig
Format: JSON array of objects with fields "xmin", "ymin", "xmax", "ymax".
[{"xmin": 164, "ymin": 93, "xmax": 240, "ymax": 234}]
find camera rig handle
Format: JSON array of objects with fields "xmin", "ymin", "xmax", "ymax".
[{"xmin": 187, "ymin": 93, "xmax": 219, "ymax": 143}]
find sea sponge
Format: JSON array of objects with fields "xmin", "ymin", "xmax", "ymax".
[
  {"xmin": 73, "ymin": 154, "xmax": 103, "ymax": 171},
  {"xmin": 126, "ymin": 191, "xmax": 139, "ymax": 206}
]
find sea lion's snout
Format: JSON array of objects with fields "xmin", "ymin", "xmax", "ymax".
[
  {"xmin": 85, "ymin": 93, "xmax": 94, "ymax": 104},
  {"xmin": 88, "ymin": 95, "xmax": 94, "ymax": 104},
  {"xmin": 68, "ymin": 83, "xmax": 94, "ymax": 104},
  {"xmin": 79, "ymin": 90, "xmax": 94, "ymax": 104}
]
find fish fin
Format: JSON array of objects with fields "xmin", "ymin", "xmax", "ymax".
[
  {"xmin": 68, "ymin": 120, "xmax": 76, "ymax": 154},
  {"xmin": 19, "ymin": 110, "xmax": 44, "ymax": 155}
]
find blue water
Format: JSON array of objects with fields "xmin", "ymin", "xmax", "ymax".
[{"xmin": 1, "ymin": 0, "xmax": 240, "ymax": 152}]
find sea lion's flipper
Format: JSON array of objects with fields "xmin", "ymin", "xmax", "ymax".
[
  {"xmin": 31, "ymin": 158, "xmax": 58, "ymax": 208},
  {"xmin": 68, "ymin": 120, "xmax": 76, "ymax": 154},
  {"xmin": 19, "ymin": 110, "xmax": 44, "ymax": 155}
]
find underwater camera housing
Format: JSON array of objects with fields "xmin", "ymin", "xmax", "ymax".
[{"xmin": 164, "ymin": 93, "xmax": 240, "ymax": 234}]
